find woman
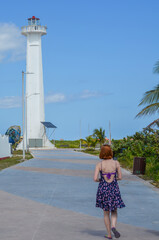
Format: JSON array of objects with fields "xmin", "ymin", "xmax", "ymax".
[{"xmin": 94, "ymin": 144, "xmax": 125, "ymax": 239}]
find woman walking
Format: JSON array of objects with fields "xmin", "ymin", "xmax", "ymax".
[{"xmin": 94, "ymin": 144, "xmax": 125, "ymax": 239}]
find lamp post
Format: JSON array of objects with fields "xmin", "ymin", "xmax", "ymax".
[
  {"xmin": 22, "ymin": 71, "xmax": 25, "ymax": 160},
  {"xmin": 109, "ymin": 120, "xmax": 111, "ymax": 145},
  {"xmin": 22, "ymin": 71, "xmax": 34, "ymax": 160},
  {"xmin": 80, "ymin": 120, "xmax": 81, "ymax": 150}
]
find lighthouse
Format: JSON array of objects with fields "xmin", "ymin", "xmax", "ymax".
[{"xmin": 20, "ymin": 16, "xmax": 55, "ymax": 148}]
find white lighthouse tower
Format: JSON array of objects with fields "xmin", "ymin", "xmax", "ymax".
[{"xmin": 20, "ymin": 16, "xmax": 54, "ymax": 148}]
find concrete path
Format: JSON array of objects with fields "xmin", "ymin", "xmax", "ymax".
[{"xmin": 0, "ymin": 149, "xmax": 159, "ymax": 240}]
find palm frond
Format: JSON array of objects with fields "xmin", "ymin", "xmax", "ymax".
[
  {"xmin": 146, "ymin": 118, "xmax": 159, "ymax": 129},
  {"xmin": 136, "ymin": 103, "xmax": 159, "ymax": 117},
  {"xmin": 138, "ymin": 84, "xmax": 159, "ymax": 106},
  {"xmin": 93, "ymin": 127, "xmax": 105, "ymax": 141},
  {"xmin": 153, "ymin": 60, "xmax": 159, "ymax": 74}
]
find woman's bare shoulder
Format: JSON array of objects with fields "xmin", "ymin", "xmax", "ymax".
[
  {"xmin": 115, "ymin": 160, "xmax": 120, "ymax": 167},
  {"xmin": 95, "ymin": 161, "xmax": 102, "ymax": 169}
]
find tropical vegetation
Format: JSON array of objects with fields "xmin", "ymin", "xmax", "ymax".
[
  {"xmin": 111, "ymin": 128, "xmax": 159, "ymax": 186},
  {"xmin": 85, "ymin": 135, "xmax": 97, "ymax": 148},
  {"xmin": 136, "ymin": 60, "xmax": 159, "ymax": 127},
  {"xmin": 53, "ymin": 139, "xmax": 87, "ymax": 148},
  {"xmin": 53, "ymin": 127, "xmax": 106, "ymax": 149},
  {"xmin": 93, "ymin": 127, "xmax": 106, "ymax": 146},
  {"xmin": 136, "ymin": 83, "xmax": 159, "ymax": 124}
]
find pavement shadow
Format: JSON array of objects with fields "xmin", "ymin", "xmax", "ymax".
[
  {"xmin": 145, "ymin": 229, "xmax": 159, "ymax": 237},
  {"xmin": 81, "ymin": 229, "xmax": 106, "ymax": 237}
]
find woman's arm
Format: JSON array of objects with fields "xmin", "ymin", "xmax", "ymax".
[
  {"xmin": 93, "ymin": 163, "xmax": 101, "ymax": 182},
  {"xmin": 116, "ymin": 161, "xmax": 122, "ymax": 180}
]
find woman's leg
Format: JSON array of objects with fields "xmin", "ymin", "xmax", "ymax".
[
  {"xmin": 111, "ymin": 209, "xmax": 120, "ymax": 238},
  {"xmin": 111, "ymin": 209, "xmax": 117, "ymax": 228},
  {"xmin": 103, "ymin": 210, "xmax": 112, "ymax": 238}
]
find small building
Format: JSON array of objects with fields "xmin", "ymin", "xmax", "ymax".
[{"xmin": 0, "ymin": 134, "xmax": 12, "ymax": 160}]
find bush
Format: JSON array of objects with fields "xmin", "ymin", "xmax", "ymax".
[{"xmin": 112, "ymin": 128, "xmax": 159, "ymax": 184}]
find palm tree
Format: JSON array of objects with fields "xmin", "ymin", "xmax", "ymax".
[
  {"xmin": 85, "ymin": 135, "xmax": 97, "ymax": 149},
  {"xmin": 85, "ymin": 135, "xmax": 92, "ymax": 148},
  {"xmin": 136, "ymin": 84, "xmax": 159, "ymax": 118},
  {"xmin": 93, "ymin": 127, "xmax": 105, "ymax": 146}
]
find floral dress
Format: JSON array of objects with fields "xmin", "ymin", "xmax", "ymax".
[{"xmin": 96, "ymin": 165, "xmax": 125, "ymax": 211}]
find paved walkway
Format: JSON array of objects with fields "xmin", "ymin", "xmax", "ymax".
[{"xmin": 0, "ymin": 149, "xmax": 159, "ymax": 240}]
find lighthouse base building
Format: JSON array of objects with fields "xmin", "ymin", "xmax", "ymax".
[{"xmin": 18, "ymin": 16, "xmax": 56, "ymax": 149}]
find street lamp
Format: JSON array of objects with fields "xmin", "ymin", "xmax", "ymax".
[
  {"xmin": 22, "ymin": 71, "xmax": 34, "ymax": 160},
  {"xmin": 80, "ymin": 120, "xmax": 81, "ymax": 150},
  {"xmin": 109, "ymin": 120, "xmax": 111, "ymax": 145}
]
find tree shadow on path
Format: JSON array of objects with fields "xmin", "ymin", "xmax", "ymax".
[
  {"xmin": 145, "ymin": 229, "xmax": 159, "ymax": 237},
  {"xmin": 81, "ymin": 229, "xmax": 105, "ymax": 237}
]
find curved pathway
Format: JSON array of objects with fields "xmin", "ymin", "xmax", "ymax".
[{"xmin": 0, "ymin": 149, "xmax": 158, "ymax": 240}]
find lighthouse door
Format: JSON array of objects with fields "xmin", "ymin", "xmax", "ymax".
[{"xmin": 29, "ymin": 138, "xmax": 43, "ymax": 148}]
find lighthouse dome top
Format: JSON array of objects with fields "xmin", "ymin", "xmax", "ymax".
[
  {"xmin": 28, "ymin": 16, "xmax": 40, "ymax": 20},
  {"xmin": 28, "ymin": 16, "xmax": 40, "ymax": 26}
]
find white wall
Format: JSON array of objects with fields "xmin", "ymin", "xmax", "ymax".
[{"xmin": 0, "ymin": 134, "xmax": 12, "ymax": 159}]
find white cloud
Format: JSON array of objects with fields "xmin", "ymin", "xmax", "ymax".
[
  {"xmin": 0, "ymin": 90, "xmax": 108, "ymax": 108},
  {"xmin": 0, "ymin": 94, "xmax": 66, "ymax": 109},
  {"xmin": 0, "ymin": 23, "xmax": 25, "ymax": 62},
  {"xmin": 45, "ymin": 93, "xmax": 66, "ymax": 103},
  {"xmin": 80, "ymin": 90, "xmax": 104, "ymax": 99},
  {"xmin": 0, "ymin": 96, "xmax": 21, "ymax": 109},
  {"xmin": 45, "ymin": 90, "xmax": 108, "ymax": 104}
]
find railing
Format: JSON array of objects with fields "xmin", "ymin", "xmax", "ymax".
[{"xmin": 21, "ymin": 25, "xmax": 47, "ymax": 33}]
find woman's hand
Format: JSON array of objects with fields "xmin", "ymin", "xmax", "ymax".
[{"xmin": 116, "ymin": 161, "xmax": 122, "ymax": 180}]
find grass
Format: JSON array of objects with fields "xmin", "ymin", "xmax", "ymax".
[
  {"xmin": 12, "ymin": 149, "xmax": 32, "ymax": 158},
  {"xmin": 53, "ymin": 140, "xmax": 82, "ymax": 148},
  {"xmin": 81, "ymin": 148, "xmax": 100, "ymax": 156},
  {"xmin": 0, "ymin": 150, "xmax": 33, "ymax": 171}
]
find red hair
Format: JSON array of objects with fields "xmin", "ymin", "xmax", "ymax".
[{"xmin": 99, "ymin": 145, "xmax": 113, "ymax": 160}]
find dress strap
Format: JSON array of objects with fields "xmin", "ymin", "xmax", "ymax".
[{"xmin": 114, "ymin": 160, "xmax": 117, "ymax": 178}]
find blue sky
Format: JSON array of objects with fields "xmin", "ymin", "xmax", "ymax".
[{"xmin": 0, "ymin": 0, "xmax": 159, "ymax": 140}]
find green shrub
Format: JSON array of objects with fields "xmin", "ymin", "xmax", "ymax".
[{"xmin": 112, "ymin": 128, "xmax": 159, "ymax": 184}]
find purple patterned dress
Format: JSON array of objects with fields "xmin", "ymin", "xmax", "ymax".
[{"xmin": 96, "ymin": 169, "xmax": 125, "ymax": 211}]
